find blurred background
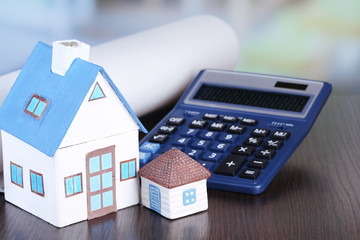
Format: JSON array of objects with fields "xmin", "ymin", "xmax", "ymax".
[{"xmin": 0, "ymin": 0, "xmax": 359, "ymax": 94}]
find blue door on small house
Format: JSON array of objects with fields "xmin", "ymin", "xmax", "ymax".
[
  {"xmin": 86, "ymin": 146, "xmax": 116, "ymax": 220},
  {"xmin": 149, "ymin": 184, "xmax": 161, "ymax": 214}
]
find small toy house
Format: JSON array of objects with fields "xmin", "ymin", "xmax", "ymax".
[
  {"xmin": 0, "ymin": 40, "xmax": 147, "ymax": 227},
  {"xmin": 138, "ymin": 148, "xmax": 211, "ymax": 219}
]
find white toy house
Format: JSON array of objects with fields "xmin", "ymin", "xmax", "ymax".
[
  {"xmin": 138, "ymin": 148, "xmax": 211, "ymax": 219},
  {"xmin": 0, "ymin": 40, "xmax": 147, "ymax": 227}
]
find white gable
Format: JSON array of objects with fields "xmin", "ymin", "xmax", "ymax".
[{"xmin": 59, "ymin": 73, "xmax": 139, "ymax": 149}]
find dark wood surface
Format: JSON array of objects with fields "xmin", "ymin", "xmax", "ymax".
[{"xmin": 1, "ymin": 94, "xmax": 360, "ymax": 240}]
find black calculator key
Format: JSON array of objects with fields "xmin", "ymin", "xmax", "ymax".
[
  {"xmin": 158, "ymin": 125, "xmax": 177, "ymax": 134},
  {"xmin": 263, "ymin": 139, "xmax": 283, "ymax": 150},
  {"xmin": 271, "ymin": 130, "xmax": 291, "ymax": 140},
  {"xmin": 248, "ymin": 159, "xmax": 268, "ymax": 169},
  {"xmin": 227, "ymin": 125, "xmax": 246, "ymax": 134},
  {"xmin": 214, "ymin": 155, "xmax": 247, "ymax": 177},
  {"xmin": 167, "ymin": 117, "xmax": 185, "ymax": 126},
  {"xmin": 232, "ymin": 145, "xmax": 255, "ymax": 156},
  {"xmin": 243, "ymin": 137, "xmax": 263, "ymax": 147},
  {"xmin": 239, "ymin": 168, "xmax": 260, "ymax": 180},
  {"xmin": 189, "ymin": 119, "xmax": 208, "ymax": 129},
  {"xmin": 203, "ymin": 113, "xmax": 219, "ymax": 121},
  {"xmin": 208, "ymin": 122, "xmax": 227, "ymax": 131},
  {"xmin": 222, "ymin": 115, "xmax": 238, "ymax": 123},
  {"xmin": 149, "ymin": 134, "xmax": 168, "ymax": 144},
  {"xmin": 251, "ymin": 128, "xmax": 270, "ymax": 138},
  {"xmin": 255, "ymin": 149, "xmax": 276, "ymax": 159},
  {"xmin": 241, "ymin": 118, "xmax": 258, "ymax": 126}
]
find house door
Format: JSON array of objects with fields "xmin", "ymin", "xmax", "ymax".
[
  {"xmin": 149, "ymin": 184, "xmax": 161, "ymax": 214},
  {"xmin": 86, "ymin": 145, "xmax": 116, "ymax": 220}
]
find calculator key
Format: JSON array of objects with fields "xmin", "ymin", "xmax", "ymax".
[
  {"xmin": 172, "ymin": 137, "xmax": 191, "ymax": 146},
  {"xmin": 263, "ymin": 139, "xmax": 283, "ymax": 150},
  {"xmin": 199, "ymin": 131, "xmax": 218, "ymax": 140},
  {"xmin": 140, "ymin": 142, "xmax": 161, "ymax": 154},
  {"xmin": 181, "ymin": 128, "xmax": 199, "ymax": 138},
  {"xmin": 243, "ymin": 137, "xmax": 263, "ymax": 147},
  {"xmin": 239, "ymin": 168, "xmax": 260, "ymax": 180},
  {"xmin": 227, "ymin": 125, "xmax": 246, "ymax": 134},
  {"xmin": 208, "ymin": 122, "xmax": 227, "ymax": 131},
  {"xmin": 189, "ymin": 119, "xmax": 208, "ymax": 129},
  {"xmin": 186, "ymin": 149, "xmax": 203, "ymax": 159},
  {"xmin": 255, "ymin": 149, "xmax": 276, "ymax": 159},
  {"xmin": 271, "ymin": 130, "xmax": 291, "ymax": 140},
  {"xmin": 167, "ymin": 117, "xmax": 185, "ymax": 126},
  {"xmin": 241, "ymin": 118, "xmax": 258, "ymax": 126},
  {"xmin": 231, "ymin": 145, "xmax": 255, "ymax": 156},
  {"xmin": 149, "ymin": 134, "xmax": 168, "ymax": 144},
  {"xmin": 203, "ymin": 113, "xmax": 219, "ymax": 121},
  {"xmin": 197, "ymin": 161, "xmax": 216, "ymax": 171},
  {"xmin": 251, "ymin": 128, "xmax": 270, "ymax": 138},
  {"xmin": 158, "ymin": 125, "xmax": 177, "ymax": 134},
  {"xmin": 248, "ymin": 159, "xmax": 268, "ymax": 169},
  {"xmin": 218, "ymin": 133, "xmax": 238, "ymax": 143},
  {"xmin": 210, "ymin": 143, "xmax": 231, "ymax": 153},
  {"xmin": 222, "ymin": 115, "xmax": 238, "ymax": 123},
  {"xmin": 139, "ymin": 152, "xmax": 152, "ymax": 164},
  {"xmin": 191, "ymin": 140, "xmax": 210, "ymax": 149},
  {"xmin": 214, "ymin": 155, "xmax": 247, "ymax": 177},
  {"xmin": 202, "ymin": 152, "xmax": 223, "ymax": 162}
]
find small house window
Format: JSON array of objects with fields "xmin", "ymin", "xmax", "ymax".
[
  {"xmin": 120, "ymin": 158, "xmax": 137, "ymax": 181},
  {"xmin": 89, "ymin": 82, "xmax": 106, "ymax": 101},
  {"xmin": 30, "ymin": 170, "xmax": 44, "ymax": 197},
  {"xmin": 10, "ymin": 162, "xmax": 23, "ymax": 188},
  {"xmin": 64, "ymin": 173, "xmax": 83, "ymax": 197},
  {"xmin": 183, "ymin": 188, "xmax": 196, "ymax": 206},
  {"xmin": 25, "ymin": 94, "xmax": 49, "ymax": 120}
]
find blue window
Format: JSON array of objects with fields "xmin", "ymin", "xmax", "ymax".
[
  {"xmin": 120, "ymin": 159, "xmax": 137, "ymax": 181},
  {"xmin": 30, "ymin": 170, "xmax": 44, "ymax": 196},
  {"xmin": 149, "ymin": 184, "xmax": 161, "ymax": 214},
  {"xmin": 183, "ymin": 188, "xmax": 196, "ymax": 206},
  {"xmin": 25, "ymin": 94, "xmax": 49, "ymax": 120},
  {"xmin": 65, "ymin": 173, "xmax": 83, "ymax": 197},
  {"xmin": 10, "ymin": 162, "xmax": 23, "ymax": 188},
  {"xmin": 89, "ymin": 82, "xmax": 105, "ymax": 101}
]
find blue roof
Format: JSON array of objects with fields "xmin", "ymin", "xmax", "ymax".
[{"xmin": 0, "ymin": 42, "xmax": 147, "ymax": 157}]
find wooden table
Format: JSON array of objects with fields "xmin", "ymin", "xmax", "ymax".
[{"xmin": 1, "ymin": 94, "xmax": 360, "ymax": 239}]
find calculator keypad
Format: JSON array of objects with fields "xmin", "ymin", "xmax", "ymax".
[{"xmin": 140, "ymin": 112, "xmax": 291, "ymax": 182}]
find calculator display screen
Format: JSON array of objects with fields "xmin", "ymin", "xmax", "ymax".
[{"xmin": 193, "ymin": 84, "xmax": 310, "ymax": 113}]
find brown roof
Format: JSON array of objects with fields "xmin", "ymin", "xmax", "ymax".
[{"xmin": 138, "ymin": 148, "xmax": 211, "ymax": 188}]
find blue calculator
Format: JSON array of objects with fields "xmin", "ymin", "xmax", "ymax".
[{"xmin": 139, "ymin": 70, "xmax": 332, "ymax": 194}]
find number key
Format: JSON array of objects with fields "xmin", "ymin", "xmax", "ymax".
[
  {"xmin": 210, "ymin": 143, "xmax": 231, "ymax": 153},
  {"xmin": 202, "ymin": 152, "xmax": 223, "ymax": 162},
  {"xmin": 199, "ymin": 131, "xmax": 218, "ymax": 140},
  {"xmin": 191, "ymin": 140, "xmax": 210, "ymax": 149},
  {"xmin": 181, "ymin": 128, "xmax": 199, "ymax": 138},
  {"xmin": 172, "ymin": 137, "xmax": 191, "ymax": 146}
]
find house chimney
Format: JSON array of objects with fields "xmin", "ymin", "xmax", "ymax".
[{"xmin": 51, "ymin": 40, "xmax": 90, "ymax": 76}]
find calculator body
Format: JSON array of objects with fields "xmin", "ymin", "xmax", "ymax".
[{"xmin": 139, "ymin": 70, "xmax": 332, "ymax": 194}]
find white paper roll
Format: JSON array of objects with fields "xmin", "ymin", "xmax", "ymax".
[
  {"xmin": 0, "ymin": 15, "xmax": 239, "ymax": 188},
  {"xmin": 0, "ymin": 15, "xmax": 239, "ymax": 115}
]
